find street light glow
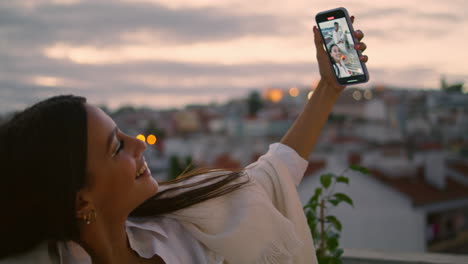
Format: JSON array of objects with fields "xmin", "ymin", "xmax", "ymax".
[
  {"xmin": 136, "ymin": 134, "xmax": 146, "ymax": 142},
  {"xmin": 147, "ymin": 134, "xmax": 157, "ymax": 145}
]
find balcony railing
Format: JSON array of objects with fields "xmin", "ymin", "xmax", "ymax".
[{"xmin": 342, "ymin": 248, "xmax": 468, "ymax": 264}]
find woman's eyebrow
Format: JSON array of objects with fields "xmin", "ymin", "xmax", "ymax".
[{"xmin": 106, "ymin": 127, "xmax": 118, "ymax": 153}]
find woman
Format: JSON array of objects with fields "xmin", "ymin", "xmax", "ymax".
[
  {"xmin": 329, "ymin": 43, "xmax": 353, "ymax": 78},
  {"xmin": 0, "ymin": 22, "xmax": 367, "ymax": 264}
]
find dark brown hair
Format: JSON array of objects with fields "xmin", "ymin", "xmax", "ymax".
[
  {"xmin": 0, "ymin": 95, "xmax": 249, "ymax": 259},
  {"xmin": 131, "ymin": 168, "xmax": 249, "ymax": 217}
]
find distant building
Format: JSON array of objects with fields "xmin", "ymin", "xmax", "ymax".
[{"xmin": 298, "ymin": 152, "xmax": 468, "ymax": 253}]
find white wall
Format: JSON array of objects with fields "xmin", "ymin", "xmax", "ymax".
[
  {"xmin": 364, "ymin": 99, "xmax": 386, "ymax": 121},
  {"xmin": 298, "ymin": 167, "xmax": 426, "ymax": 252}
]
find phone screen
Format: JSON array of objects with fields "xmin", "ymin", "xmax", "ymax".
[{"xmin": 316, "ymin": 8, "xmax": 368, "ymax": 85}]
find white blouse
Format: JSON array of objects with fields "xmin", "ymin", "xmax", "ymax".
[
  {"xmin": 333, "ymin": 61, "xmax": 351, "ymax": 78},
  {"xmin": 2, "ymin": 143, "xmax": 316, "ymax": 264}
]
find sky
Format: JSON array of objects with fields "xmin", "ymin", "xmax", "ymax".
[{"xmin": 1, "ymin": 0, "xmax": 467, "ymax": 113}]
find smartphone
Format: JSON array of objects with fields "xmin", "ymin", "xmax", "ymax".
[{"xmin": 315, "ymin": 7, "xmax": 369, "ymax": 85}]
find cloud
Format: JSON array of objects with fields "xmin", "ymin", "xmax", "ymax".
[
  {"xmin": 354, "ymin": 2, "xmax": 466, "ymax": 42},
  {"xmin": 358, "ymin": 7, "xmax": 407, "ymax": 18},
  {"xmin": 2, "ymin": 51, "xmax": 466, "ymax": 114},
  {"xmin": 0, "ymin": 1, "xmax": 299, "ymax": 49},
  {"xmin": 41, "ymin": 34, "xmax": 316, "ymax": 65},
  {"xmin": 1, "ymin": 0, "xmax": 467, "ymax": 113},
  {"xmin": 359, "ymin": 7, "xmax": 464, "ymax": 23}
]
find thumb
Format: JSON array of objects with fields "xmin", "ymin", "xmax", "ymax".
[{"xmin": 313, "ymin": 26, "xmax": 326, "ymax": 57}]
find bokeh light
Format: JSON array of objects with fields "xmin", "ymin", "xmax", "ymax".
[
  {"xmin": 147, "ymin": 134, "xmax": 157, "ymax": 145},
  {"xmin": 136, "ymin": 134, "xmax": 146, "ymax": 142},
  {"xmin": 364, "ymin": 90, "xmax": 373, "ymax": 100},
  {"xmin": 289, "ymin": 87, "xmax": 299, "ymax": 97},
  {"xmin": 266, "ymin": 89, "xmax": 284, "ymax": 103},
  {"xmin": 352, "ymin": 90, "xmax": 362, "ymax": 101}
]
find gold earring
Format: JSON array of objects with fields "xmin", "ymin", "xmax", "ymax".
[{"xmin": 83, "ymin": 210, "xmax": 96, "ymax": 225}]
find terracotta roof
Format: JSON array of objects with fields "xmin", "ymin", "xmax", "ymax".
[
  {"xmin": 304, "ymin": 160, "xmax": 326, "ymax": 177},
  {"xmin": 330, "ymin": 136, "xmax": 363, "ymax": 144},
  {"xmin": 213, "ymin": 153, "xmax": 241, "ymax": 170},
  {"xmin": 418, "ymin": 142, "xmax": 443, "ymax": 151},
  {"xmin": 447, "ymin": 161, "xmax": 468, "ymax": 179},
  {"xmin": 370, "ymin": 167, "xmax": 468, "ymax": 206}
]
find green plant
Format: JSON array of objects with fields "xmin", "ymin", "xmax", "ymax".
[
  {"xmin": 303, "ymin": 164, "xmax": 369, "ymax": 264},
  {"xmin": 168, "ymin": 155, "xmax": 193, "ymax": 180}
]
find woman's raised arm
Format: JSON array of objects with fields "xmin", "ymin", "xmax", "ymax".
[{"xmin": 280, "ymin": 20, "xmax": 367, "ymax": 159}]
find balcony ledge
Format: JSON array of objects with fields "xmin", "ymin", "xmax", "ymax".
[{"xmin": 342, "ymin": 248, "xmax": 468, "ymax": 264}]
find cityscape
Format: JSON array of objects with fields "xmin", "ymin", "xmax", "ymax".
[
  {"xmin": 4, "ymin": 81, "xmax": 466, "ymax": 255},
  {"xmin": 120, "ymin": 82, "xmax": 467, "ymax": 254},
  {"xmin": 1, "ymin": 1, "xmax": 467, "ymax": 262}
]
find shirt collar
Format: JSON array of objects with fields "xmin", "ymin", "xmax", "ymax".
[
  {"xmin": 57, "ymin": 217, "xmax": 168, "ymax": 263},
  {"xmin": 126, "ymin": 217, "xmax": 168, "ymax": 239}
]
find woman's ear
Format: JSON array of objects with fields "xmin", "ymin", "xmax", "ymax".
[{"xmin": 75, "ymin": 188, "xmax": 94, "ymax": 220}]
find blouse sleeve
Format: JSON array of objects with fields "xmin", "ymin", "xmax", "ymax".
[
  {"xmin": 264, "ymin": 143, "xmax": 309, "ymax": 186},
  {"xmin": 245, "ymin": 142, "xmax": 308, "ymax": 202},
  {"xmin": 244, "ymin": 142, "xmax": 317, "ymax": 264},
  {"xmin": 166, "ymin": 142, "xmax": 317, "ymax": 264}
]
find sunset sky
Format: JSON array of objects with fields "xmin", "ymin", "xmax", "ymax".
[{"xmin": 1, "ymin": 0, "xmax": 467, "ymax": 112}]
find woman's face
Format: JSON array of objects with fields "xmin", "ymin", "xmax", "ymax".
[
  {"xmin": 82, "ymin": 104, "xmax": 158, "ymax": 220},
  {"xmin": 330, "ymin": 45, "xmax": 342, "ymax": 63}
]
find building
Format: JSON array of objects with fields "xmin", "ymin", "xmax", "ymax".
[{"xmin": 298, "ymin": 151, "xmax": 468, "ymax": 253}]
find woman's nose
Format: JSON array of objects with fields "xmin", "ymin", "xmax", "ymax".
[{"xmin": 133, "ymin": 136, "xmax": 147, "ymax": 158}]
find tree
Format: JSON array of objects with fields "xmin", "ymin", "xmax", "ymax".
[
  {"xmin": 247, "ymin": 90, "xmax": 263, "ymax": 117},
  {"xmin": 441, "ymin": 76, "xmax": 465, "ymax": 93},
  {"xmin": 113, "ymin": 105, "xmax": 137, "ymax": 115}
]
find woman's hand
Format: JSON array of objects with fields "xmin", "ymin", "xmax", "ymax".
[
  {"xmin": 313, "ymin": 16, "xmax": 368, "ymax": 94},
  {"xmin": 280, "ymin": 16, "xmax": 369, "ymax": 159}
]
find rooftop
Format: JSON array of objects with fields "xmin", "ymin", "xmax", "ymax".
[
  {"xmin": 370, "ymin": 167, "xmax": 468, "ymax": 206},
  {"xmin": 342, "ymin": 248, "xmax": 468, "ymax": 264}
]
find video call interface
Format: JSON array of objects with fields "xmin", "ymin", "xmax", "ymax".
[{"xmin": 318, "ymin": 17, "xmax": 364, "ymax": 79}]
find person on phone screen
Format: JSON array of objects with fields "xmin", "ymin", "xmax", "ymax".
[
  {"xmin": 0, "ymin": 17, "xmax": 368, "ymax": 264},
  {"xmin": 329, "ymin": 43, "xmax": 352, "ymax": 78},
  {"xmin": 332, "ymin": 22, "xmax": 347, "ymax": 54}
]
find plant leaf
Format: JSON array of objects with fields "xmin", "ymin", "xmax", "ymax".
[
  {"xmin": 333, "ymin": 248, "xmax": 344, "ymax": 258},
  {"xmin": 326, "ymin": 230, "xmax": 340, "ymax": 239},
  {"xmin": 314, "ymin": 187, "xmax": 323, "ymax": 198},
  {"xmin": 326, "ymin": 215, "xmax": 342, "ymax": 231},
  {"xmin": 330, "ymin": 258, "xmax": 342, "ymax": 264},
  {"xmin": 329, "ymin": 257, "xmax": 342, "ymax": 264},
  {"xmin": 349, "ymin": 164, "xmax": 370, "ymax": 174},
  {"xmin": 306, "ymin": 210, "xmax": 315, "ymax": 219},
  {"xmin": 336, "ymin": 176, "xmax": 349, "ymax": 184},
  {"xmin": 317, "ymin": 255, "xmax": 330, "ymax": 264},
  {"xmin": 304, "ymin": 201, "xmax": 318, "ymax": 210},
  {"xmin": 334, "ymin": 193, "xmax": 354, "ymax": 207},
  {"xmin": 308, "ymin": 187, "xmax": 323, "ymax": 204},
  {"xmin": 328, "ymin": 199, "xmax": 340, "ymax": 206},
  {"xmin": 326, "ymin": 237, "xmax": 339, "ymax": 251},
  {"xmin": 320, "ymin": 174, "xmax": 333, "ymax": 189}
]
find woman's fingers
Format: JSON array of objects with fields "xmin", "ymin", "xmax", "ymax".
[
  {"xmin": 313, "ymin": 26, "xmax": 322, "ymax": 46},
  {"xmin": 354, "ymin": 42, "xmax": 367, "ymax": 52},
  {"xmin": 354, "ymin": 30, "xmax": 364, "ymax": 41},
  {"xmin": 313, "ymin": 26, "xmax": 326, "ymax": 57},
  {"xmin": 359, "ymin": 55, "xmax": 369, "ymax": 63},
  {"xmin": 350, "ymin": 17, "xmax": 367, "ymax": 61}
]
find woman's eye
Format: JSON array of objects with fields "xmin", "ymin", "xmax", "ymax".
[{"xmin": 113, "ymin": 140, "xmax": 124, "ymax": 156}]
